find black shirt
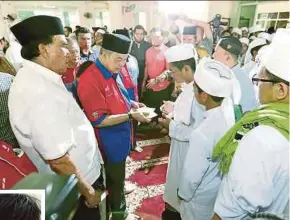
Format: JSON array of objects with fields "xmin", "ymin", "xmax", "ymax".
[{"xmin": 130, "ymin": 41, "xmax": 151, "ymax": 73}]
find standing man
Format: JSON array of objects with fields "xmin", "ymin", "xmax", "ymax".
[
  {"xmin": 178, "ymin": 58, "xmax": 240, "ymax": 220},
  {"xmin": 130, "ymin": 25, "xmax": 151, "ymax": 98},
  {"xmin": 77, "ymin": 27, "xmax": 99, "ymax": 63},
  {"xmin": 64, "ymin": 26, "xmax": 72, "ymax": 37},
  {"xmin": 62, "ymin": 37, "xmax": 81, "ymax": 86},
  {"xmin": 92, "ymin": 28, "xmax": 106, "ymax": 57},
  {"xmin": 158, "ymin": 45, "xmax": 205, "ymax": 220},
  {"xmin": 212, "ymin": 28, "xmax": 289, "ymax": 220},
  {"xmin": 8, "ymin": 15, "xmax": 104, "ymax": 220},
  {"xmin": 213, "ymin": 37, "xmax": 258, "ymax": 113},
  {"xmin": 241, "ymin": 27, "xmax": 249, "ymax": 38},
  {"xmin": 231, "ymin": 27, "xmax": 242, "ymax": 39},
  {"xmin": 77, "ymin": 33, "xmax": 150, "ymax": 220},
  {"xmin": 239, "ymin": 37, "xmax": 249, "ymax": 67},
  {"xmin": 142, "ymin": 28, "xmax": 174, "ymax": 125}
]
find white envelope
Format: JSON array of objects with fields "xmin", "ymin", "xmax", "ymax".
[{"xmin": 136, "ymin": 107, "xmax": 157, "ymax": 119}]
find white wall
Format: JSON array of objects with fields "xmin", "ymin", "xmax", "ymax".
[
  {"xmin": 256, "ymin": 1, "xmax": 290, "ymax": 14},
  {"xmin": 0, "ymin": 1, "xmax": 109, "ymax": 38}
]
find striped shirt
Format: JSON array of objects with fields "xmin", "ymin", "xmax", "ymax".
[{"xmin": 0, "ymin": 72, "xmax": 19, "ymax": 148}]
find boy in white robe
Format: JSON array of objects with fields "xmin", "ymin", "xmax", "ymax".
[
  {"xmin": 178, "ymin": 58, "xmax": 241, "ymax": 220},
  {"xmin": 158, "ymin": 44, "xmax": 205, "ymax": 219},
  {"xmin": 212, "ymin": 28, "xmax": 289, "ymax": 220}
]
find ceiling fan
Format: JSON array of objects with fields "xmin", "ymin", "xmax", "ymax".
[{"xmin": 123, "ymin": 3, "xmax": 136, "ymax": 13}]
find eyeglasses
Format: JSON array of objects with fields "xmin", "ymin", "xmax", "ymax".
[{"xmin": 251, "ymin": 75, "xmax": 288, "ymax": 86}]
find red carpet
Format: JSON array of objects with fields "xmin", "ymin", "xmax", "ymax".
[{"xmin": 125, "ymin": 131, "xmax": 170, "ymax": 219}]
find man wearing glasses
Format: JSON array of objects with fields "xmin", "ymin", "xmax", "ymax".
[{"xmin": 212, "ymin": 28, "xmax": 289, "ymax": 220}]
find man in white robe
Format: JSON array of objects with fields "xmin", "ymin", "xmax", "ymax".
[
  {"xmin": 178, "ymin": 58, "xmax": 241, "ymax": 220},
  {"xmin": 158, "ymin": 44, "xmax": 205, "ymax": 219},
  {"xmin": 212, "ymin": 28, "xmax": 290, "ymax": 220}
]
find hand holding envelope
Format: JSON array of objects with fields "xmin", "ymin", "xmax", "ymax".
[
  {"xmin": 136, "ymin": 107, "xmax": 158, "ymax": 119},
  {"xmin": 160, "ymin": 101, "xmax": 175, "ymax": 115}
]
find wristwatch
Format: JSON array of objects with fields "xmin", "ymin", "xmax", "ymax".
[{"xmin": 128, "ymin": 112, "xmax": 134, "ymax": 121}]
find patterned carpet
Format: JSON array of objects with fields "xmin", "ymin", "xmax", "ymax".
[{"xmin": 125, "ymin": 132, "xmax": 170, "ymax": 219}]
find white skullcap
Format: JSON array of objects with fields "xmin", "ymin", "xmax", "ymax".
[
  {"xmin": 241, "ymin": 27, "xmax": 249, "ymax": 32},
  {"xmin": 239, "ymin": 37, "xmax": 249, "ymax": 46},
  {"xmin": 260, "ymin": 28, "xmax": 290, "ymax": 82},
  {"xmin": 257, "ymin": 32, "xmax": 271, "ymax": 42},
  {"xmin": 232, "ymin": 27, "xmax": 242, "ymax": 36},
  {"xmin": 194, "ymin": 58, "xmax": 241, "ymax": 104},
  {"xmin": 164, "ymin": 44, "xmax": 197, "ymax": 63},
  {"xmin": 249, "ymin": 45, "xmax": 270, "ymax": 79},
  {"xmin": 249, "ymin": 37, "xmax": 267, "ymax": 51},
  {"xmin": 249, "ymin": 36, "xmax": 257, "ymax": 40},
  {"xmin": 249, "ymin": 25, "xmax": 265, "ymax": 34},
  {"xmin": 96, "ymin": 29, "xmax": 105, "ymax": 34}
]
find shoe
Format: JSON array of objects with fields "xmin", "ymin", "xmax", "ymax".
[{"xmin": 125, "ymin": 182, "xmax": 137, "ymax": 195}]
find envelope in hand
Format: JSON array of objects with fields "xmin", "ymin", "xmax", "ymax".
[{"xmin": 137, "ymin": 107, "xmax": 158, "ymax": 119}]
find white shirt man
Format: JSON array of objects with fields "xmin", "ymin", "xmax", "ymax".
[
  {"xmin": 213, "ymin": 28, "xmax": 290, "ymax": 220},
  {"xmin": 8, "ymin": 15, "xmax": 104, "ymax": 218},
  {"xmin": 178, "ymin": 58, "xmax": 241, "ymax": 220},
  {"xmin": 9, "ymin": 60, "xmax": 103, "ymax": 182},
  {"xmin": 159, "ymin": 45, "xmax": 205, "ymax": 214}
]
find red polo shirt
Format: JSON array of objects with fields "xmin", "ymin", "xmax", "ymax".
[
  {"xmin": 145, "ymin": 45, "xmax": 170, "ymax": 91},
  {"xmin": 77, "ymin": 59, "xmax": 132, "ymax": 164}
]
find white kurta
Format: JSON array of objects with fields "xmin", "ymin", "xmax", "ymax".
[
  {"xmin": 214, "ymin": 125, "xmax": 289, "ymax": 219},
  {"xmin": 164, "ymin": 83, "xmax": 205, "ymax": 212},
  {"xmin": 8, "ymin": 60, "xmax": 103, "ymax": 185},
  {"xmin": 178, "ymin": 106, "xmax": 235, "ymax": 220}
]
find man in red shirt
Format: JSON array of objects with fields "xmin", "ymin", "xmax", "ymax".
[
  {"xmin": 61, "ymin": 37, "xmax": 80, "ymax": 85},
  {"xmin": 142, "ymin": 28, "xmax": 174, "ymax": 124},
  {"xmin": 77, "ymin": 33, "xmax": 150, "ymax": 220}
]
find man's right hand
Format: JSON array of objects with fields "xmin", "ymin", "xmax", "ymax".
[
  {"xmin": 84, "ymin": 189, "xmax": 102, "ymax": 208},
  {"xmin": 131, "ymin": 111, "xmax": 151, "ymax": 124}
]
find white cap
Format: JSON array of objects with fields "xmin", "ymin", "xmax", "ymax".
[
  {"xmin": 260, "ymin": 28, "xmax": 290, "ymax": 82},
  {"xmin": 249, "ymin": 37, "xmax": 267, "ymax": 51},
  {"xmin": 194, "ymin": 58, "xmax": 241, "ymax": 104},
  {"xmin": 96, "ymin": 29, "xmax": 105, "ymax": 34},
  {"xmin": 232, "ymin": 27, "xmax": 242, "ymax": 36},
  {"xmin": 249, "ymin": 36, "xmax": 257, "ymax": 40},
  {"xmin": 239, "ymin": 37, "xmax": 249, "ymax": 46},
  {"xmin": 249, "ymin": 25, "xmax": 265, "ymax": 34},
  {"xmin": 164, "ymin": 44, "xmax": 197, "ymax": 63},
  {"xmin": 249, "ymin": 45, "xmax": 270, "ymax": 79},
  {"xmin": 241, "ymin": 27, "xmax": 249, "ymax": 32},
  {"xmin": 257, "ymin": 32, "xmax": 271, "ymax": 42}
]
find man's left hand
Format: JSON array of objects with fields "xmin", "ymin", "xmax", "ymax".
[{"xmin": 131, "ymin": 101, "xmax": 146, "ymax": 109}]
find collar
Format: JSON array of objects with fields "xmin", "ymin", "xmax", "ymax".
[
  {"xmin": 95, "ymin": 59, "xmax": 114, "ymax": 80},
  {"xmin": 205, "ymin": 105, "xmax": 222, "ymax": 117},
  {"xmin": 23, "ymin": 60, "xmax": 62, "ymax": 84},
  {"xmin": 231, "ymin": 63, "xmax": 240, "ymax": 72},
  {"xmin": 80, "ymin": 49, "xmax": 93, "ymax": 57}
]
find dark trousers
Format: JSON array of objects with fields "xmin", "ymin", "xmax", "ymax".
[
  {"xmin": 132, "ymin": 120, "xmax": 138, "ymax": 150},
  {"xmin": 73, "ymin": 173, "xmax": 105, "ymax": 220},
  {"xmin": 143, "ymin": 82, "xmax": 175, "ymax": 122},
  {"xmin": 105, "ymin": 160, "xmax": 127, "ymax": 220},
  {"xmin": 162, "ymin": 203, "xmax": 182, "ymax": 220}
]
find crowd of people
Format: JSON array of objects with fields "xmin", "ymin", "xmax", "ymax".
[{"xmin": 0, "ymin": 12, "xmax": 289, "ymax": 220}]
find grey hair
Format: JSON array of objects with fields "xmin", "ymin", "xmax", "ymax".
[
  {"xmin": 66, "ymin": 37, "xmax": 78, "ymax": 47},
  {"xmin": 100, "ymin": 48, "xmax": 114, "ymax": 56}
]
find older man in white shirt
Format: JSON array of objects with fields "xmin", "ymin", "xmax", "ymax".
[
  {"xmin": 178, "ymin": 58, "xmax": 241, "ymax": 220},
  {"xmin": 8, "ymin": 15, "xmax": 104, "ymax": 220},
  {"xmin": 212, "ymin": 28, "xmax": 289, "ymax": 220},
  {"xmin": 157, "ymin": 45, "xmax": 205, "ymax": 219}
]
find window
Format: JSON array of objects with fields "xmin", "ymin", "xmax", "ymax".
[
  {"xmin": 256, "ymin": 11, "xmax": 290, "ymax": 30},
  {"xmin": 17, "ymin": 8, "xmax": 80, "ymax": 30},
  {"xmin": 138, "ymin": 12, "xmax": 146, "ymax": 29},
  {"xmin": 95, "ymin": 12, "xmax": 110, "ymax": 28}
]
